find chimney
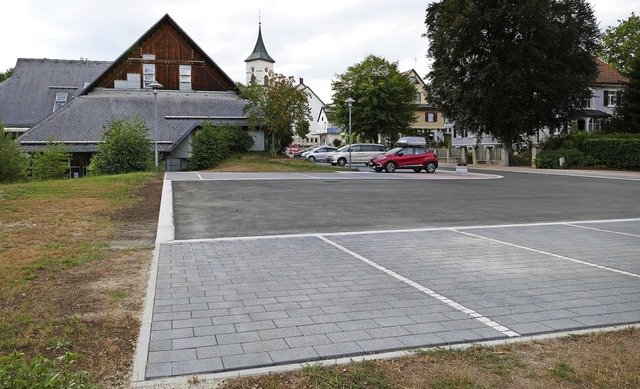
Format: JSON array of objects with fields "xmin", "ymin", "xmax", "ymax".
[{"xmin": 299, "ymin": 77, "xmax": 304, "ymax": 85}]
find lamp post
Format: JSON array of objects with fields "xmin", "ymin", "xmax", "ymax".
[
  {"xmin": 149, "ymin": 80, "xmax": 163, "ymax": 168},
  {"xmin": 345, "ymin": 97, "xmax": 355, "ymax": 170}
]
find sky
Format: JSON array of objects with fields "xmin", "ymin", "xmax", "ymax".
[{"xmin": 2, "ymin": 0, "xmax": 638, "ymax": 103}]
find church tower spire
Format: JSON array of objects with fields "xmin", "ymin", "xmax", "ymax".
[{"xmin": 245, "ymin": 18, "xmax": 275, "ymax": 85}]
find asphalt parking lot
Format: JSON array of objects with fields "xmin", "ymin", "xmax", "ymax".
[{"xmin": 133, "ymin": 167, "xmax": 640, "ymax": 385}]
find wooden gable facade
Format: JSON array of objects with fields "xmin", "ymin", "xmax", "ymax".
[{"xmin": 85, "ymin": 14, "xmax": 236, "ymax": 93}]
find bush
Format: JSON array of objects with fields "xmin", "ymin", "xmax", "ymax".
[
  {"xmin": 189, "ymin": 123, "xmax": 254, "ymax": 170},
  {"xmin": 0, "ymin": 351, "xmax": 96, "ymax": 388},
  {"xmin": 89, "ymin": 116, "xmax": 153, "ymax": 175},
  {"xmin": 31, "ymin": 137, "xmax": 71, "ymax": 180},
  {"xmin": 535, "ymin": 148, "xmax": 586, "ymax": 169},
  {"xmin": 0, "ymin": 129, "xmax": 28, "ymax": 183},
  {"xmin": 538, "ymin": 132, "xmax": 640, "ymax": 170}
]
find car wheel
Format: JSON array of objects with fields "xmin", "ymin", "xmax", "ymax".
[
  {"xmin": 308, "ymin": 156, "xmax": 315, "ymax": 162},
  {"xmin": 384, "ymin": 161, "xmax": 397, "ymax": 173},
  {"xmin": 413, "ymin": 168, "xmax": 422, "ymax": 173},
  {"xmin": 337, "ymin": 158, "xmax": 347, "ymax": 166},
  {"xmin": 426, "ymin": 162, "xmax": 437, "ymax": 173}
]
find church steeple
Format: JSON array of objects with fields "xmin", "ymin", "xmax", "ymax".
[
  {"xmin": 245, "ymin": 20, "xmax": 275, "ymax": 85},
  {"xmin": 245, "ymin": 23, "xmax": 275, "ymax": 63}
]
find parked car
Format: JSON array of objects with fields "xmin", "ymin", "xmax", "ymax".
[
  {"xmin": 367, "ymin": 146, "xmax": 438, "ymax": 173},
  {"xmin": 293, "ymin": 146, "xmax": 319, "ymax": 158},
  {"xmin": 326, "ymin": 143, "xmax": 386, "ymax": 166},
  {"xmin": 302, "ymin": 146, "xmax": 337, "ymax": 162}
]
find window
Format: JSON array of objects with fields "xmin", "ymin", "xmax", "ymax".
[
  {"xmin": 55, "ymin": 92, "xmax": 68, "ymax": 103},
  {"xmin": 142, "ymin": 63, "xmax": 156, "ymax": 88},
  {"xmin": 604, "ymin": 90, "xmax": 618, "ymax": 107},
  {"xmin": 409, "ymin": 76, "xmax": 417, "ymax": 84},
  {"xmin": 52, "ymin": 92, "xmax": 69, "ymax": 113},
  {"xmin": 426, "ymin": 112, "xmax": 438, "ymax": 122},
  {"xmin": 179, "ymin": 65, "xmax": 191, "ymax": 91},
  {"xmin": 581, "ymin": 97, "xmax": 592, "ymax": 109},
  {"xmin": 415, "ymin": 92, "xmax": 421, "ymax": 103}
]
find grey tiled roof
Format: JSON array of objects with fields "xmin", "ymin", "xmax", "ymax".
[
  {"xmin": 19, "ymin": 89, "xmax": 248, "ymax": 152},
  {"xmin": 0, "ymin": 58, "xmax": 111, "ymax": 128}
]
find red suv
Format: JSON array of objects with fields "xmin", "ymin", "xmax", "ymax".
[{"xmin": 367, "ymin": 146, "xmax": 438, "ymax": 173}]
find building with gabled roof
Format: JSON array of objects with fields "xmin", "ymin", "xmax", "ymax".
[
  {"xmin": 0, "ymin": 58, "xmax": 110, "ymax": 136},
  {"xmin": 17, "ymin": 14, "xmax": 264, "ymax": 175}
]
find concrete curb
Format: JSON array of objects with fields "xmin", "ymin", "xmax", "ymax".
[{"xmin": 132, "ymin": 174, "xmax": 175, "ymax": 383}]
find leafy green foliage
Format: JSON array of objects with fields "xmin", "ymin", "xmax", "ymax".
[
  {"xmin": 331, "ymin": 55, "xmax": 417, "ymax": 144},
  {"xmin": 189, "ymin": 123, "xmax": 254, "ymax": 170},
  {"xmin": 31, "ymin": 138, "xmax": 71, "ymax": 180},
  {"xmin": 239, "ymin": 73, "xmax": 311, "ymax": 154},
  {"xmin": 599, "ymin": 13, "xmax": 640, "ymax": 75},
  {"xmin": 88, "ymin": 116, "xmax": 153, "ymax": 175},
  {"xmin": 611, "ymin": 56, "xmax": 640, "ymax": 133},
  {"xmin": 0, "ymin": 351, "xmax": 96, "ymax": 388},
  {"xmin": 0, "ymin": 125, "xmax": 28, "ymax": 183},
  {"xmin": 536, "ymin": 132, "xmax": 640, "ymax": 169},
  {"xmin": 425, "ymin": 0, "xmax": 600, "ymax": 155},
  {"xmin": 0, "ymin": 68, "xmax": 12, "ymax": 83}
]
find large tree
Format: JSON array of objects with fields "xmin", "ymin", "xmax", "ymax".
[
  {"xmin": 331, "ymin": 55, "xmax": 417, "ymax": 145},
  {"xmin": 239, "ymin": 73, "xmax": 311, "ymax": 155},
  {"xmin": 600, "ymin": 13, "xmax": 640, "ymax": 75},
  {"xmin": 425, "ymin": 0, "xmax": 600, "ymax": 159},
  {"xmin": 612, "ymin": 55, "xmax": 640, "ymax": 132}
]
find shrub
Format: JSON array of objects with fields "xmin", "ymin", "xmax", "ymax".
[
  {"xmin": 535, "ymin": 148, "xmax": 585, "ymax": 169},
  {"xmin": 31, "ymin": 137, "xmax": 71, "ymax": 180},
  {"xmin": 0, "ymin": 351, "xmax": 96, "ymax": 388},
  {"xmin": 332, "ymin": 138, "xmax": 342, "ymax": 148},
  {"xmin": 89, "ymin": 116, "xmax": 153, "ymax": 175},
  {"xmin": 0, "ymin": 129, "xmax": 28, "ymax": 183},
  {"xmin": 581, "ymin": 138, "xmax": 640, "ymax": 169},
  {"xmin": 189, "ymin": 123, "xmax": 254, "ymax": 170}
]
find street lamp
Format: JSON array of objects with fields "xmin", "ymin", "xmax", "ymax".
[
  {"xmin": 346, "ymin": 97, "xmax": 355, "ymax": 170},
  {"xmin": 149, "ymin": 80, "xmax": 163, "ymax": 168}
]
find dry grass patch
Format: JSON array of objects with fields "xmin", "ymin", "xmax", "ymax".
[
  {"xmin": 220, "ymin": 328, "xmax": 640, "ymax": 389},
  {"xmin": 0, "ymin": 173, "xmax": 162, "ymax": 388}
]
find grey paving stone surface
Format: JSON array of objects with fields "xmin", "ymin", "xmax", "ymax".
[{"xmin": 144, "ymin": 221, "xmax": 640, "ymax": 379}]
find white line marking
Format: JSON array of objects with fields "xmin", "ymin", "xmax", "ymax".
[
  {"xmin": 452, "ymin": 229, "xmax": 640, "ymax": 279},
  {"xmin": 566, "ymin": 223, "xmax": 640, "ymax": 238},
  {"xmin": 195, "ymin": 172, "xmax": 203, "ymax": 180},
  {"xmin": 503, "ymin": 169, "xmax": 640, "ymax": 181},
  {"xmin": 316, "ymin": 235, "xmax": 520, "ymax": 338},
  {"xmin": 168, "ymin": 218, "xmax": 640, "ymax": 244}
]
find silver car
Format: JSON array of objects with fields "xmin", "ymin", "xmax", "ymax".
[
  {"xmin": 302, "ymin": 146, "xmax": 337, "ymax": 162},
  {"xmin": 326, "ymin": 143, "xmax": 386, "ymax": 166}
]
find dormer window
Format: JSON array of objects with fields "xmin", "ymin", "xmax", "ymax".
[{"xmin": 53, "ymin": 92, "xmax": 69, "ymax": 112}]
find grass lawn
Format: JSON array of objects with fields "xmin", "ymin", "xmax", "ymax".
[{"xmin": 1, "ymin": 160, "xmax": 639, "ymax": 388}]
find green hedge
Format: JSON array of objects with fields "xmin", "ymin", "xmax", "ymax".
[
  {"xmin": 536, "ymin": 133, "xmax": 640, "ymax": 169},
  {"xmin": 188, "ymin": 124, "xmax": 254, "ymax": 170},
  {"xmin": 580, "ymin": 138, "xmax": 640, "ymax": 169}
]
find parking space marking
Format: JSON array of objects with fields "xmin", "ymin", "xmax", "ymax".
[
  {"xmin": 317, "ymin": 235, "xmax": 521, "ymax": 338},
  {"xmin": 195, "ymin": 172, "xmax": 204, "ymax": 180},
  {"xmin": 567, "ymin": 223, "xmax": 640, "ymax": 238},
  {"xmin": 452, "ymin": 229, "xmax": 640, "ymax": 279}
]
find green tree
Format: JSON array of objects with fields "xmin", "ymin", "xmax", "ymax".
[
  {"xmin": 0, "ymin": 124, "xmax": 28, "ymax": 183},
  {"xmin": 0, "ymin": 68, "xmax": 12, "ymax": 83},
  {"xmin": 239, "ymin": 73, "xmax": 311, "ymax": 155},
  {"xmin": 189, "ymin": 123, "xmax": 254, "ymax": 170},
  {"xmin": 31, "ymin": 137, "xmax": 71, "ymax": 180},
  {"xmin": 88, "ymin": 116, "xmax": 153, "ymax": 175},
  {"xmin": 612, "ymin": 55, "xmax": 640, "ymax": 132},
  {"xmin": 331, "ymin": 55, "xmax": 417, "ymax": 144},
  {"xmin": 424, "ymin": 0, "xmax": 600, "ymax": 161},
  {"xmin": 599, "ymin": 13, "xmax": 640, "ymax": 75}
]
